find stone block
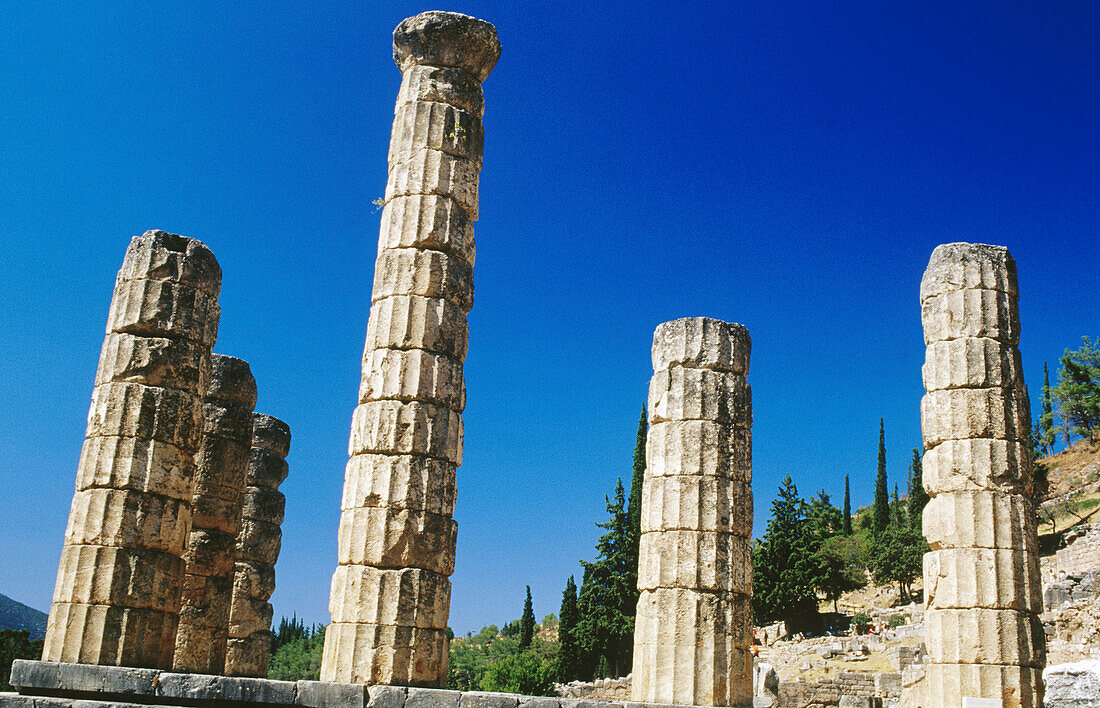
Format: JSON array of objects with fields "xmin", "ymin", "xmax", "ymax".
[
  {"xmin": 919, "ymin": 242, "xmax": 1018, "ymax": 302},
  {"xmin": 86, "ymin": 382, "xmax": 204, "ymax": 452},
  {"xmin": 920, "ymin": 387, "xmax": 1030, "ymax": 448},
  {"xmin": 390, "ymin": 101, "xmax": 484, "ymax": 168},
  {"xmin": 320, "ymin": 622, "xmax": 448, "ymax": 686},
  {"xmin": 1044, "ymin": 660, "xmax": 1100, "ymax": 707},
  {"xmin": 460, "ymin": 693, "xmax": 520, "ymax": 708},
  {"xmin": 651, "ymin": 317, "xmax": 751, "ymax": 376},
  {"xmin": 190, "ymin": 490, "xmax": 245, "ymax": 537},
  {"xmin": 378, "ymin": 195, "xmax": 476, "ymax": 269},
  {"xmin": 74, "ymin": 436, "xmax": 195, "ymax": 502},
  {"xmin": 117, "ymin": 230, "xmax": 222, "ymax": 295},
  {"xmin": 177, "ymin": 573, "xmax": 232, "ymax": 621},
  {"xmin": 365, "ymin": 294, "xmax": 470, "ymax": 361},
  {"xmin": 645, "ymin": 421, "xmax": 751, "ymax": 483},
  {"xmin": 227, "ymin": 594, "xmax": 273, "ymax": 638},
  {"xmin": 172, "ymin": 619, "xmax": 229, "ymax": 673},
  {"xmin": 94, "ymin": 333, "xmax": 208, "ymax": 397},
  {"xmin": 106, "ymin": 278, "xmax": 220, "ymax": 348},
  {"xmin": 640, "ymin": 475, "xmax": 752, "ymax": 537},
  {"xmin": 921, "ymin": 663, "xmax": 1042, "ymax": 708},
  {"xmin": 342, "ymin": 454, "xmax": 457, "ymax": 516},
  {"xmin": 631, "ymin": 639, "xmax": 752, "ymax": 706},
  {"xmin": 232, "ymin": 560, "xmax": 277, "ymax": 603},
  {"xmin": 359, "ymin": 347, "xmax": 466, "ymax": 412},
  {"xmin": 922, "ymin": 438, "xmax": 1031, "ymax": 495},
  {"xmin": 242, "ymin": 486, "xmax": 286, "ymax": 525},
  {"xmin": 224, "ymin": 632, "xmax": 272, "ymax": 678},
  {"xmin": 235, "ymin": 518, "xmax": 282, "ymax": 566},
  {"xmin": 63, "ymin": 488, "xmax": 191, "ymax": 555},
  {"xmin": 393, "ymin": 11, "xmax": 501, "ymax": 83},
  {"xmin": 398, "ymin": 64, "xmax": 485, "ymax": 118},
  {"xmin": 348, "ymin": 400, "xmax": 463, "ymax": 465},
  {"xmin": 329, "ymin": 565, "xmax": 450, "ymax": 628},
  {"xmin": 252, "ymin": 414, "xmax": 292, "ymax": 459},
  {"xmin": 385, "ymin": 150, "xmax": 480, "ymax": 221},
  {"xmin": 297, "ymin": 680, "xmax": 369, "ymax": 708},
  {"xmin": 336, "ymin": 506, "xmax": 457, "ymax": 574},
  {"xmin": 206, "ymin": 354, "xmax": 258, "ymax": 407},
  {"xmin": 925, "ymin": 608, "xmax": 1044, "ymax": 667},
  {"xmin": 248, "ymin": 448, "xmax": 290, "ymax": 489},
  {"xmin": 370, "ymin": 685, "xmax": 410, "ymax": 708},
  {"xmin": 922, "ymin": 337, "xmax": 1024, "ymax": 392},
  {"xmin": 10, "ymin": 659, "xmax": 160, "ymax": 697},
  {"xmin": 923, "ymin": 490, "xmax": 1036, "ymax": 551},
  {"xmin": 202, "ymin": 401, "xmax": 255, "ymax": 441},
  {"xmin": 634, "ymin": 588, "xmax": 752, "ymax": 651},
  {"xmin": 924, "ymin": 547, "xmax": 1041, "ymax": 612},
  {"xmin": 52, "ymin": 544, "xmax": 183, "ymax": 613},
  {"xmin": 372, "ymin": 248, "xmax": 474, "ymax": 313},
  {"xmin": 637, "ymin": 530, "xmax": 752, "ymax": 593},
  {"xmin": 181, "ymin": 528, "xmax": 237, "ymax": 578},
  {"xmin": 921, "ymin": 289, "xmax": 1019, "ymax": 345},
  {"xmin": 155, "ymin": 673, "xmax": 296, "ymax": 704},
  {"xmin": 407, "ymin": 687, "xmax": 462, "ymax": 708},
  {"xmin": 648, "ymin": 368, "xmax": 751, "ymax": 427},
  {"xmin": 41, "ymin": 602, "xmax": 178, "ymax": 667}
]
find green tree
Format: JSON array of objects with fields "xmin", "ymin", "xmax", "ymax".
[
  {"xmin": 1, "ymin": 629, "xmax": 43, "ymax": 692},
  {"xmin": 873, "ymin": 419, "xmax": 890, "ymax": 535},
  {"xmin": 268, "ymin": 623, "xmax": 326, "ymax": 681},
  {"xmin": 842, "ymin": 475, "xmax": 853, "ymax": 535},
  {"xmin": 557, "ymin": 576, "xmax": 580, "ymax": 682},
  {"xmin": 1054, "ymin": 337, "xmax": 1100, "ymax": 442},
  {"xmin": 519, "ymin": 585, "xmax": 535, "ymax": 650},
  {"xmin": 907, "ymin": 448, "xmax": 928, "ymax": 528},
  {"xmin": 479, "ymin": 649, "xmax": 556, "ymax": 696},
  {"xmin": 814, "ymin": 535, "xmax": 868, "ymax": 613},
  {"xmin": 1039, "ymin": 362, "xmax": 1057, "ymax": 455},
  {"xmin": 752, "ymin": 475, "xmax": 818, "ymax": 632},
  {"xmin": 624, "ymin": 407, "xmax": 646, "ymax": 616},
  {"xmin": 869, "ymin": 523, "xmax": 927, "ymax": 602},
  {"xmin": 806, "ymin": 490, "xmax": 842, "ymax": 539}
]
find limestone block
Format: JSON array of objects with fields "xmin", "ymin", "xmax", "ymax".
[
  {"xmin": 178, "ymin": 573, "xmax": 233, "ymax": 624},
  {"xmin": 393, "ymin": 11, "xmax": 502, "ymax": 84},
  {"xmin": 646, "ymin": 421, "xmax": 751, "ymax": 483},
  {"xmin": 648, "ymin": 368, "xmax": 751, "ymax": 426},
  {"xmin": 181, "ymin": 529, "xmax": 237, "ymax": 578},
  {"xmin": 637, "ymin": 530, "xmax": 752, "ymax": 593},
  {"xmin": 228, "ymin": 595, "xmax": 274, "ymax": 638},
  {"xmin": 95, "ymin": 333, "xmax": 209, "ymax": 397},
  {"xmin": 342, "ymin": 453, "xmax": 457, "ymax": 516},
  {"xmin": 348, "ymin": 400, "xmax": 463, "ymax": 465},
  {"xmin": 336, "ymin": 506, "xmax": 457, "ymax": 574},
  {"xmin": 235, "ymin": 518, "xmax": 282, "ymax": 566},
  {"xmin": 224, "ymin": 633, "xmax": 273, "ymax": 678},
  {"xmin": 385, "ymin": 150, "xmax": 480, "ymax": 221},
  {"xmin": 651, "ymin": 317, "xmax": 751, "ymax": 376},
  {"xmin": 320, "ymin": 621, "xmax": 449, "ymax": 686},
  {"xmin": 51, "ymin": 544, "xmax": 183, "ymax": 613},
  {"xmin": 378, "ymin": 196, "xmax": 476, "ymax": 269},
  {"xmin": 398, "ymin": 64, "xmax": 485, "ymax": 118},
  {"xmin": 925, "ymin": 608, "xmax": 1044, "ymax": 667},
  {"xmin": 41, "ymin": 602, "xmax": 178, "ymax": 668},
  {"xmin": 921, "ymin": 289, "xmax": 1020, "ymax": 345},
  {"xmin": 252, "ymin": 413, "xmax": 292, "ymax": 459},
  {"xmin": 360, "ymin": 347, "xmax": 466, "ymax": 412},
  {"xmin": 924, "ymin": 547, "xmax": 1041, "ymax": 612},
  {"xmin": 923, "ymin": 490, "xmax": 1037, "ymax": 551},
  {"xmin": 117, "ymin": 230, "xmax": 222, "ymax": 296},
  {"xmin": 86, "ymin": 382, "xmax": 204, "ymax": 451},
  {"xmin": 920, "ymin": 387, "xmax": 1030, "ymax": 448},
  {"xmin": 365, "ymin": 294, "xmax": 470, "ymax": 361},
  {"xmin": 248, "ymin": 448, "xmax": 290, "ymax": 489},
  {"xmin": 63, "ymin": 488, "xmax": 191, "ymax": 555},
  {"xmin": 206, "ymin": 354, "xmax": 258, "ymax": 407},
  {"xmin": 631, "ymin": 637, "xmax": 753, "ymax": 706},
  {"xmin": 920, "ymin": 242, "xmax": 1018, "ymax": 303},
  {"xmin": 922, "ymin": 438, "xmax": 1031, "ymax": 495},
  {"xmin": 329, "ymin": 565, "xmax": 451, "ymax": 628},
  {"xmin": 921, "ymin": 663, "xmax": 1042, "ymax": 708},
  {"xmin": 172, "ymin": 621, "xmax": 228, "ymax": 672},
  {"xmin": 390, "ymin": 101, "xmax": 484, "ymax": 167},
  {"xmin": 202, "ymin": 401, "xmax": 255, "ymax": 441},
  {"xmin": 232, "ymin": 560, "xmax": 276, "ymax": 603},
  {"xmin": 75, "ymin": 435, "xmax": 195, "ymax": 502},
  {"xmin": 372, "ymin": 246, "xmax": 474, "ymax": 313},
  {"xmin": 241, "ymin": 486, "xmax": 286, "ymax": 526},
  {"xmin": 190, "ymin": 489, "xmax": 244, "ymax": 536},
  {"xmin": 106, "ymin": 277, "xmax": 220, "ymax": 347},
  {"xmin": 922, "ymin": 337, "xmax": 1024, "ymax": 392},
  {"xmin": 640, "ymin": 475, "xmax": 752, "ymax": 537},
  {"xmin": 634, "ymin": 588, "xmax": 752, "ymax": 651}
]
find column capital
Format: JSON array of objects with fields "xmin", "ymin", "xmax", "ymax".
[{"xmin": 393, "ymin": 11, "xmax": 501, "ymax": 83}]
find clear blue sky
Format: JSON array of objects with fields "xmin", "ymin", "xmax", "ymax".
[{"xmin": 0, "ymin": 1, "xmax": 1096, "ymax": 637}]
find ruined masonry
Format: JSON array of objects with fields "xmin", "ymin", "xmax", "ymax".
[
  {"xmin": 173, "ymin": 355, "xmax": 257, "ymax": 673},
  {"xmin": 632, "ymin": 317, "xmax": 754, "ymax": 707},
  {"xmin": 225, "ymin": 413, "xmax": 292, "ymax": 677},
  {"xmin": 320, "ymin": 11, "xmax": 500, "ymax": 686},
  {"xmin": 912, "ymin": 243, "xmax": 1044, "ymax": 707},
  {"xmin": 43, "ymin": 230, "xmax": 221, "ymax": 668}
]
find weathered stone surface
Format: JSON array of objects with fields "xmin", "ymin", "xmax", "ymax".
[
  {"xmin": 631, "ymin": 639, "xmax": 753, "ymax": 707},
  {"xmin": 366, "ymin": 293, "xmax": 470, "ymax": 361},
  {"xmin": 923, "ymin": 547, "xmax": 1041, "ymax": 612},
  {"xmin": 648, "ymin": 368, "xmax": 751, "ymax": 427},
  {"xmin": 156, "ymin": 672, "xmax": 296, "ymax": 704},
  {"xmin": 227, "ymin": 595, "xmax": 274, "ymax": 638},
  {"xmin": 386, "ymin": 151, "xmax": 480, "ymax": 221},
  {"xmin": 231, "ymin": 560, "xmax": 276, "ymax": 603},
  {"xmin": 921, "ymin": 288, "xmax": 1020, "ymax": 345},
  {"xmin": 171, "ymin": 620, "xmax": 228, "ymax": 673},
  {"xmin": 923, "ymin": 490, "xmax": 1037, "ymax": 551},
  {"xmin": 117, "ymin": 230, "xmax": 222, "ymax": 295},
  {"xmin": 925, "ymin": 608, "xmax": 1044, "ymax": 667},
  {"xmin": 178, "ymin": 574, "xmax": 233, "ymax": 621},
  {"xmin": 106, "ymin": 277, "xmax": 220, "ymax": 348},
  {"xmin": 398, "ymin": 64, "xmax": 485, "ymax": 118},
  {"xmin": 651, "ymin": 318, "xmax": 751, "ymax": 376},
  {"xmin": 248, "ymin": 448, "xmax": 290, "ymax": 489},
  {"xmin": 923, "ymin": 337, "xmax": 1024, "ymax": 392},
  {"xmin": 407, "ymin": 687, "xmax": 461, "ymax": 708},
  {"xmin": 42, "ymin": 602, "xmax": 178, "ymax": 667},
  {"xmin": 224, "ymin": 633, "xmax": 273, "ymax": 679},
  {"xmin": 180, "ymin": 529, "xmax": 237, "ymax": 578},
  {"xmin": 235, "ymin": 518, "xmax": 282, "ymax": 566},
  {"xmin": 74, "ymin": 436, "xmax": 195, "ymax": 502},
  {"xmin": 634, "ymin": 588, "xmax": 752, "ymax": 651},
  {"xmin": 372, "ymin": 246, "xmax": 474, "ymax": 312},
  {"xmin": 640, "ymin": 475, "xmax": 752, "ymax": 537},
  {"xmin": 459, "ymin": 692, "xmax": 520, "ymax": 708},
  {"xmin": 922, "ymin": 438, "xmax": 1031, "ymax": 495},
  {"xmin": 370, "ymin": 684, "xmax": 410, "ymax": 708},
  {"xmin": 206, "ymin": 355, "xmax": 258, "ymax": 408},
  {"xmin": 920, "ymin": 386, "xmax": 1031, "ymax": 447},
  {"xmin": 320, "ymin": 622, "xmax": 449, "ymax": 686},
  {"xmin": 349, "ymin": 400, "xmax": 463, "ymax": 465},
  {"xmin": 51, "ymin": 544, "xmax": 183, "ymax": 613},
  {"xmin": 63, "ymin": 488, "xmax": 191, "ymax": 555},
  {"xmin": 252, "ymin": 414, "xmax": 292, "ymax": 459},
  {"xmin": 95, "ymin": 333, "xmax": 209, "ymax": 397},
  {"xmin": 920, "ymin": 242, "xmax": 1018, "ymax": 302},
  {"xmin": 637, "ymin": 530, "xmax": 752, "ymax": 594},
  {"xmin": 329, "ymin": 565, "xmax": 451, "ymax": 628},
  {"xmin": 337, "ymin": 507, "xmax": 457, "ymax": 574},
  {"xmin": 645, "ymin": 422, "xmax": 751, "ymax": 482},
  {"xmin": 390, "ymin": 102, "xmax": 484, "ymax": 168},
  {"xmin": 378, "ymin": 196, "xmax": 476, "ymax": 269},
  {"xmin": 297, "ymin": 679, "xmax": 370, "ymax": 708},
  {"xmin": 359, "ymin": 348, "xmax": 466, "ymax": 411},
  {"xmin": 343, "ymin": 454, "xmax": 457, "ymax": 516},
  {"xmin": 9, "ymin": 658, "xmax": 160, "ymax": 696},
  {"xmin": 393, "ymin": 11, "xmax": 501, "ymax": 83},
  {"xmin": 921, "ymin": 663, "xmax": 1042, "ymax": 708},
  {"xmin": 190, "ymin": 489, "xmax": 245, "ymax": 536},
  {"xmin": 1044, "ymin": 660, "xmax": 1100, "ymax": 708},
  {"xmin": 86, "ymin": 382, "xmax": 204, "ymax": 451},
  {"xmin": 241, "ymin": 486, "xmax": 286, "ymax": 526},
  {"xmin": 202, "ymin": 401, "xmax": 255, "ymax": 441}
]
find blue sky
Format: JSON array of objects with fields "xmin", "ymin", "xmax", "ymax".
[{"xmin": 0, "ymin": 1, "xmax": 1096, "ymax": 636}]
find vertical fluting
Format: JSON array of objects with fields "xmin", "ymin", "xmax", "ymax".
[
  {"xmin": 320, "ymin": 11, "xmax": 499, "ymax": 687},
  {"xmin": 43, "ymin": 230, "xmax": 220, "ymax": 668},
  {"xmin": 631, "ymin": 317, "xmax": 754, "ymax": 707},
  {"xmin": 223, "ymin": 413, "xmax": 290, "ymax": 677},
  {"xmin": 172, "ymin": 355, "xmax": 257, "ymax": 673},
  {"xmin": 916, "ymin": 243, "xmax": 1044, "ymax": 708}
]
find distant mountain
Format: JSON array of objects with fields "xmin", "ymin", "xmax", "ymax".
[{"xmin": 0, "ymin": 593, "xmax": 48, "ymax": 640}]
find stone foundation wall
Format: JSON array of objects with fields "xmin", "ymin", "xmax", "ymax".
[
  {"xmin": 777, "ymin": 672, "xmax": 901, "ymax": 707},
  {"xmin": 1043, "ymin": 524, "xmax": 1100, "ymax": 581}
]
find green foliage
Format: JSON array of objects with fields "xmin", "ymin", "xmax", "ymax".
[
  {"xmin": 519, "ymin": 586, "xmax": 535, "ymax": 650},
  {"xmin": 851, "ymin": 611, "xmax": 871, "ymax": 635},
  {"xmin": 888, "ymin": 615, "xmax": 906, "ymax": 629},
  {"xmin": 813, "ymin": 535, "xmax": 868, "ymax": 612},
  {"xmin": 1054, "ymin": 337, "xmax": 1100, "ymax": 442},
  {"xmin": 450, "ymin": 627, "xmax": 558, "ymax": 695},
  {"xmin": 541, "ymin": 614, "xmax": 558, "ymax": 631},
  {"xmin": 268, "ymin": 621, "xmax": 325, "ymax": 681},
  {"xmin": 557, "ymin": 576, "xmax": 580, "ymax": 682},
  {"xmin": 1039, "ymin": 362, "xmax": 1057, "ymax": 455},
  {"xmin": 806, "ymin": 490, "xmax": 842, "ymax": 539},
  {"xmin": 842, "ymin": 475, "xmax": 853, "ymax": 536},
  {"xmin": 907, "ymin": 448, "xmax": 928, "ymax": 528},
  {"xmin": 869, "ymin": 522, "xmax": 927, "ymax": 601},
  {"xmin": 1, "ymin": 629, "xmax": 43, "ymax": 691},
  {"xmin": 479, "ymin": 648, "xmax": 556, "ymax": 695},
  {"xmin": 626, "ymin": 406, "xmax": 648, "ymax": 563},
  {"xmin": 501, "ymin": 619, "xmax": 521, "ymax": 638},
  {"xmin": 752, "ymin": 475, "xmax": 819, "ymax": 632},
  {"xmin": 873, "ymin": 419, "xmax": 890, "ymax": 535}
]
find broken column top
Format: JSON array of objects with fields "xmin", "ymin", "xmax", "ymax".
[
  {"xmin": 119, "ymin": 230, "xmax": 222, "ymax": 295},
  {"xmin": 920, "ymin": 242, "xmax": 1018, "ymax": 303},
  {"xmin": 207, "ymin": 354, "xmax": 258, "ymax": 408},
  {"xmin": 652, "ymin": 317, "xmax": 751, "ymax": 376},
  {"xmin": 393, "ymin": 11, "xmax": 501, "ymax": 82},
  {"xmin": 252, "ymin": 413, "xmax": 291, "ymax": 458}
]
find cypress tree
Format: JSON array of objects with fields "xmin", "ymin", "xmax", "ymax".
[
  {"xmin": 557, "ymin": 576, "xmax": 580, "ymax": 682},
  {"xmin": 624, "ymin": 407, "xmax": 647, "ymax": 607},
  {"xmin": 842, "ymin": 475, "xmax": 852, "ymax": 535},
  {"xmin": 873, "ymin": 419, "xmax": 890, "ymax": 535},
  {"xmin": 907, "ymin": 448, "xmax": 928, "ymax": 527},
  {"xmin": 519, "ymin": 585, "xmax": 535, "ymax": 649},
  {"xmin": 1040, "ymin": 362, "xmax": 1056, "ymax": 455}
]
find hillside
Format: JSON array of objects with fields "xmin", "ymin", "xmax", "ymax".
[
  {"xmin": 1037, "ymin": 438, "xmax": 1100, "ymax": 534},
  {"xmin": 0, "ymin": 593, "xmax": 47, "ymax": 640}
]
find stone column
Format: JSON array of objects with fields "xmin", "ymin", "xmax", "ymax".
[
  {"xmin": 320, "ymin": 11, "xmax": 499, "ymax": 687},
  {"xmin": 224, "ymin": 413, "xmax": 291, "ymax": 677},
  {"xmin": 916, "ymin": 243, "xmax": 1044, "ymax": 708},
  {"xmin": 632, "ymin": 317, "xmax": 754, "ymax": 707},
  {"xmin": 173, "ymin": 355, "xmax": 257, "ymax": 673},
  {"xmin": 43, "ymin": 230, "xmax": 220, "ymax": 668}
]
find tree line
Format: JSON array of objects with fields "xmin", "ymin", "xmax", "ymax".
[{"xmin": 1034, "ymin": 337, "xmax": 1100, "ymax": 455}]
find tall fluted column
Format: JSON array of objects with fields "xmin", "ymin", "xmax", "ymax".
[
  {"xmin": 43, "ymin": 230, "xmax": 220, "ymax": 668},
  {"xmin": 320, "ymin": 11, "xmax": 499, "ymax": 687},
  {"xmin": 632, "ymin": 317, "xmax": 754, "ymax": 707},
  {"xmin": 915, "ymin": 243, "xmax": 1044, "ymax": 708},
  {"xmin": 173, "ymin": 355, "xmax": 257, "ymax": 673},
  {"xmin": 225, "ymin": 413, "xmax": 291, "ymax": 677}
]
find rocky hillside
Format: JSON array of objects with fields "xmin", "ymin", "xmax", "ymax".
[{"xmin": 0, "ymin": 593, "xmax": 47, "ymax": 639}]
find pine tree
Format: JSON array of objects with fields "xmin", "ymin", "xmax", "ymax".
[
  {"xmin": 624, "ymin": 407, "xmax": 647, "ymax": 611},
  {"xmin": 557, "ymin": 576, "xmax": 580, "ymax": 682},
  {"xmin": 842, "ymin": 475, "xmax": 852, "ymax": 535},
  {"xmin": 1040, "ymin": 362, "xmax": 1056, "ymax": 455},
  {"xmin": 873, "ymin": 419, "xmax": 890, "ymax": 535},
  {"xmin": 519, "ymin": 585, "xmax": 535, "ymax": 650},
  {"xmin": 907, "ymin": 448, "xmax": 928, "ymax": 528},
  {"xmin": 751, "ymin": 475, "xmax": 819, "ymax": 633},
  {"xmin": 1053, "ymin": 337, "xmax": 1100, "ymax": 442}
]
